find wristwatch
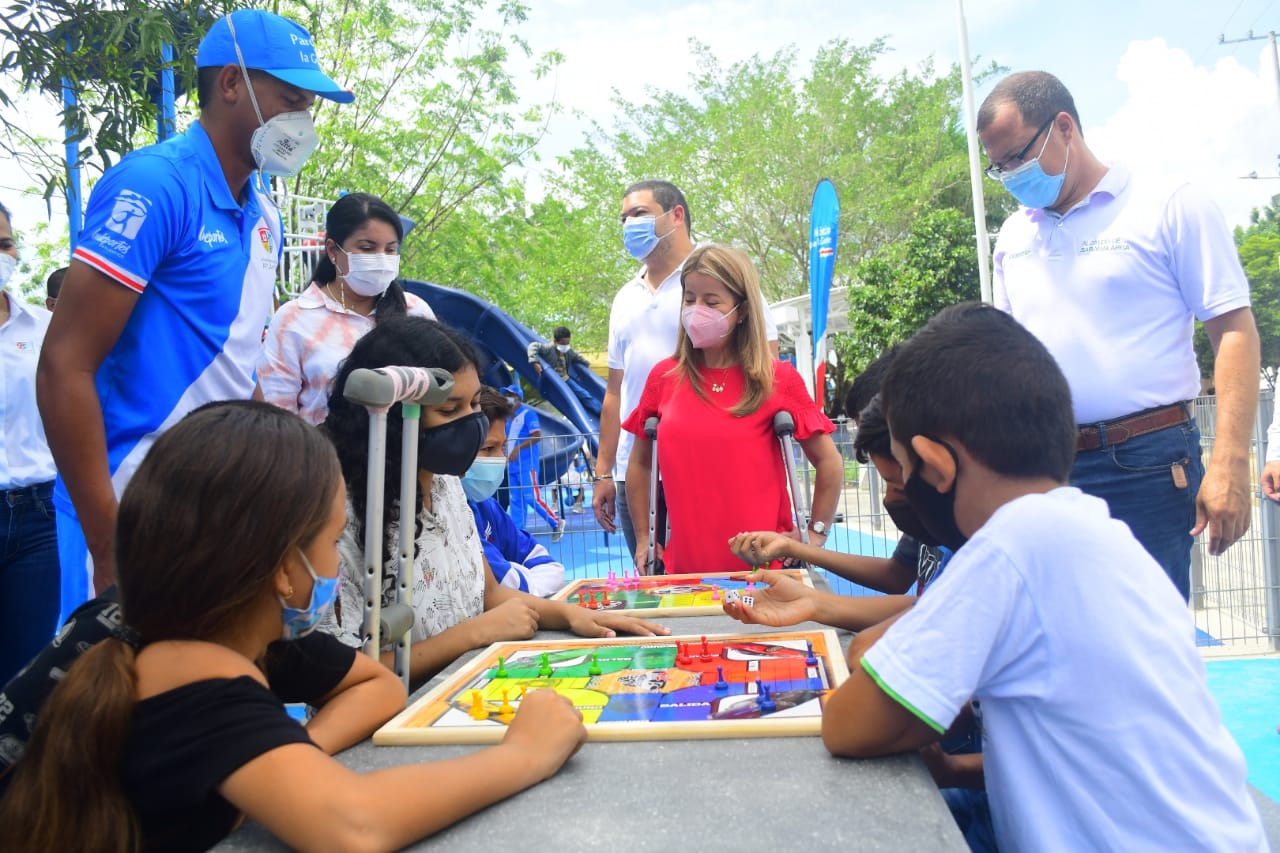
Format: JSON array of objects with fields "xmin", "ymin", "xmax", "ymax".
[{"xmin": 808, "ymin": 520, "xmax": 829, "ymax": 537}]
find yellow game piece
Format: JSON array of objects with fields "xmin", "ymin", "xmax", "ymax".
[
  {"xmin": 468, "ymin": 690, "xmax": 487, "ymax": 720},
  {"xmin": 498, "ymin": 689, "xmax": 514, "ymax": 715}
]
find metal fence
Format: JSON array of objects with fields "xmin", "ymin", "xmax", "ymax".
[
  {"xmin": 1190, "ymin": 392, "xmax": 1280, "ymax": 654},
  {"xmin": 512, "ymin": 397, "xmax": 1280, "ymax": 653}
]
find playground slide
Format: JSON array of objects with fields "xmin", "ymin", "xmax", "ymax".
[{"xmin": 403, "ymin": 280, "xmax": 602, "ymax": 484}]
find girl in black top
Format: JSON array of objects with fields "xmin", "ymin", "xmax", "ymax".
[{"xmin": 0, "ymin": 401, "xmax": 587, "ymax": 852}]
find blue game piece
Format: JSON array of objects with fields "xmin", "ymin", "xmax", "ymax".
[
  {"xmin": 714, "ymin": 666, "xmax": 728, "ymax": 691},
  {"xmin": 758, "ymin": 683, "xmax": 777, "ymax": 714},
  {"xmin": 805, "ymin": 640, "xmax": 817, "ymax": 666}
]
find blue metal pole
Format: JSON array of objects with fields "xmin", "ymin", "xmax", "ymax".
[
  {"xmin": 61, "ymin": 36, "xmax": 82, "ymax": 251},
  {"xmin": 158, "ymin": 42, "xmax": 176, "ymax": 141}
]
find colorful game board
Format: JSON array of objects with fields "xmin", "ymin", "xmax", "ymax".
[
  {"xmin": 374, "ymin": 630, "xmax": 849, "ymax": 745},
  {"xmin": 549, "ymin": 569, "xmax": 814, "ymax": 617}
]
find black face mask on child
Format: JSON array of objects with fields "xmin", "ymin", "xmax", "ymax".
[
  {"xmin": 885, "ymin": 500, "xmax": 943, "ymax": 549},
  {"xmin": 418, "ymin": 412, "xmax": 489, "ymax": 477},
  {"xmin": 900, "ymin": 438, "xmax": 969, "ymax": 551}
]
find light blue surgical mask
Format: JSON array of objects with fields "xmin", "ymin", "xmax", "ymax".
[
  {"xmin": 999, "ymin": 124, "xmax": 1069, "ymax": 210},
  {"xmin": 0, "ymin": 253, "xmax": 16, "ymax": 289},
  {"xmin": 280, "ymin": 549, "xmax": 339, "ymax": 641},
  {"xmin": 622, "ymin": 210, "xmax": 673, "ymax": 260},
  {"xmin": 462, "ymin": 455, "xmax": 507, "ymax": 502}
]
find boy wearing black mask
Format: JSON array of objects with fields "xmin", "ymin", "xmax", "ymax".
[
  {"xmin": 721, "ymin": 397, "xmax": 951, "ymax": 631},
  {"xmin": 724, "ymin": 354, "xmax": 956, "ymax": 598},
  {"xmin": 823, "ymin": 303, "xmax": 1265, "ymax": 852}
]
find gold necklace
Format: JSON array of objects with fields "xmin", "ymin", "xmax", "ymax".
[
  {"xmin": 705, "ymin": 366, "xmax": 733, "ymax": 393},
  {"xmin": 327, "ymin": 281, "xmax": 348, "ymax": 313}
]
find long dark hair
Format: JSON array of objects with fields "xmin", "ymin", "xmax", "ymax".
[
  {"xmin": 0, "ymin": 401, "xmax": 342, "ymax": 853},
  {"xmin": 323, "ymin": 316, "xmax": 481, "ymax": 546},
  {"xmin": 312, "ymin": 192, "xmax": 408, "ymax": 322}
]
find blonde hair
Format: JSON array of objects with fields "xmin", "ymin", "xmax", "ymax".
[{"xmin": 672, "ymin": 244, "xmax": 774, "ymax": 416}]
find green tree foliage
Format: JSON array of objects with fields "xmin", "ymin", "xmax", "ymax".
[
  {"xmin": 548, "ymin": 40, "xmax": 1010, "ymax": 304},
  {"xmin": 1194, "ymin": 196, "xmax": 1280, "ymax": 388},
  {"xmin": 837, "ymin": 207, "xmax": 981, "ymax": 380},
  {"xmin": 282, "ymin": 0, "xmax": 563, "ymax": 286},
  {"xmin": 1, "ymin": 1, "xmax": 234, "ymax": 200},
  {"xmin": 9, "ymin": 217, "xmax": 70, "ymax": 306},
  {"xmin": 515, "ymin": 39, "xmax": 1012, "ymax": 351}
]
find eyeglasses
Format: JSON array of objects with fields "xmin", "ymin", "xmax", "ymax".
[{"xmin": 984, "ymin": 117, "xmax": 1055, "ymax": 180}]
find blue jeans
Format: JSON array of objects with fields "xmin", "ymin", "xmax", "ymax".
[
  {"xmin": 1070, "ymin": 420, "xmax": 1202, "ymax": 600},
  {"xmin": 942, "ymin": 788, "xmax": 998, "ymax": 852},
  {"xmin": 1, "ymin": 482, "xmax": 61, "ymax": 683}
]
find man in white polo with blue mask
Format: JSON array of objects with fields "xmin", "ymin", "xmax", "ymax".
[
  {"xmin": 38, "ymin": 9, "xmax": 354, "ymax": 615},
  {"xmin": 593, "ymin": 180, "xmax": 782, "ymax": 563},
  {"xmin": 977, "ymin": 70, "xmax": 1260, "ymax": 601}
]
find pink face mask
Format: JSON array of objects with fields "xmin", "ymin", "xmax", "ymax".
[{"xmin": 681, "ymin": 303, "xmax": 739, "ymax": 349}]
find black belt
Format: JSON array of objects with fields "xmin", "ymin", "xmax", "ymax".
[{"xmin": 3, "ymin": 480, "xmax": 54, "ymax": 507}]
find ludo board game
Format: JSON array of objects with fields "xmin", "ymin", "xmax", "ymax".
[
  {"xmin": 549, "ymin": 569, "xmax": 815, "ymax": 617},
  {"xmin": 374, "ymin": 629, "xmax": 849, "ymax": 745}
]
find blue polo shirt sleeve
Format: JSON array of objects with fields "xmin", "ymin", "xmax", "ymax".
[{"xmin": 72, "ymin": 152, "xmax": 190, "ymax": 294}]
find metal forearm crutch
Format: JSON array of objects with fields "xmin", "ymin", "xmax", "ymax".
[
  {"xmin": 644, "ymin": 415, "xmax": 663, "ymax": 575},
  {"xmin": 343, "ymin": 365, "xmax": 454, "ymax": 688},
  {"xmin": 774, "ymin": 410, "xmax": 810, "ymax": 545}
]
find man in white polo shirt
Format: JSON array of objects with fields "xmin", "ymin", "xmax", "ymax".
[
  {"xmin": 37, "ymin": 9, "xmax": 354, "ymax": 609},
  {"xmin": 592, "ymin": 180, "xmax": 783, "ymax": 564},
  {"xmin": 977, "ymin": 70, "xmax": 1260, "ymax": 600}
]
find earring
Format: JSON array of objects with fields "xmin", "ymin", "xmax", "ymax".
[{"xmin": 285, "ymin": 585, "xmax": 294, "ymax": 597}]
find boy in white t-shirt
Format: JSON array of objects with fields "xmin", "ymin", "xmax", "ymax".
[{"xmin": 824, "ymin": 302, "xmax": 1267, "ymax": 852}]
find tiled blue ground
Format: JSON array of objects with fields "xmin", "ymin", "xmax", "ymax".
[{"xmin": 1205, "ymin": 659, "xmax": 1280, "ymax": 803}]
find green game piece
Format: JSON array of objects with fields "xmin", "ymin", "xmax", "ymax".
[
  {"xmin": 538, "ymin": 652, "xmax": 553, "ymax": 677},
  {"xmin": 588, "ymin": 652, "xmax": 602, "ymax": 676},
  {"xmin": 494, "ymin": 656, "xmax": 508, "ymax": 678}
]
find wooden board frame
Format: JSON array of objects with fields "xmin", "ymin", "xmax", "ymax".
[
  {"xmin": 374, "ymin": 629, "xmax": 849, "ymax": 745},
  {"xmin": 548, "ymin": 569, "xmax": 815, "ymax": 617}
]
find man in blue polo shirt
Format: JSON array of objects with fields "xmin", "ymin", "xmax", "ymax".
[{"xmin": 37, "ymin": 9, "xmax": 354, "ymax": 614}]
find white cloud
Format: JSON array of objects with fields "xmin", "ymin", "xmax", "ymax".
[{"xmin": 1090, "ymin": 38, "xmax": 1280, "ymax": 227}]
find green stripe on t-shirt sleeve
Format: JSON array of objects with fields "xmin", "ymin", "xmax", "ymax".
[{"xmin": 860, "ymin": 657, "xmax": 946, "ymax": 734}]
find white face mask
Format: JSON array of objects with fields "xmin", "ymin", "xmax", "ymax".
[
  {"xmin": 335, "ymin": 245, "xmax": 399, "ymax": 297},
  {"xmin": 0, "ymin": 254, "xmax": 16, "ymax": 289},
  {"xmin": 226, "ymin": 13, "xmax": 318, "ymax": 178},
  {"xmin": 249, "ymin": 111, "xmax": 319, "ymax": 178},
  {"xmin": 556, "ymin": 344, "xmax": 570, "ymax": 353}
]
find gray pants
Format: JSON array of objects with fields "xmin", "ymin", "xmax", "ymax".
[{"xmin": 615, "ymin": 480, "xmax": 666, "ymax": 571}]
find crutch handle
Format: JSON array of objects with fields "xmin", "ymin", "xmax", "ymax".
[
  {"xmin": 644, "ymin": 416, "xmax": 659, "ymax": 440},
  {"xmin": 380, "ymin": 602, "xmax": 415, "ymax": 642},
  {"xmin": 773, "ymin": 410, "xmax": 796, "ymax": 438},
  {"xmin": 344, "ymin": 366, "xmax": 455, "ymax": 411}
]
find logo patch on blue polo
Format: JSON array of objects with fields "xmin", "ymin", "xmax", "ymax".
[{"xmin": 104, "ymin": 189, "xmax": 152, "ymax": 239}]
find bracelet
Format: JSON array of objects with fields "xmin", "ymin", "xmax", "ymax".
[{"xmin": 593, "ymin": 474, "xmax": 614, "ymax": 481}]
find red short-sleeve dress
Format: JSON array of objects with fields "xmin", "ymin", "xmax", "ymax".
[{"xmin": 622, "ymin": 358, "xmax": 833, "ymax": 573}]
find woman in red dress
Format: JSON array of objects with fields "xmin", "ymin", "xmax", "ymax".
[{"xmin": 622, "ymin": 244, "xmax": 843, "ymax": 574}]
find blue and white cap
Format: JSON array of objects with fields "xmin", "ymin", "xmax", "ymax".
[{"xmin": 196, "ymin": 9, "xmax": 354, "ymax": 104}]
